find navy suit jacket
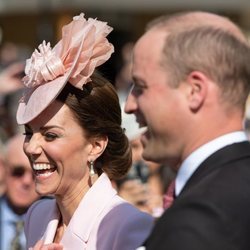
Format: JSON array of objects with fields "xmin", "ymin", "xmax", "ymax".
[{"xmin": 145, "ymin": 141, "xmax": 250, "ymax": 250}]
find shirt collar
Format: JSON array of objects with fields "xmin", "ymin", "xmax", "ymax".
[
  {"xmin": 175, "ymin": 131, "xmax": 248, "ymax": 196},
  {"xmin": 1, "ymin": 196, "xmax": 25, "ymax": 223}
]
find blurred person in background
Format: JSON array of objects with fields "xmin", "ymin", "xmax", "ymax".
[
  {"xmin": 115, "ymin": 94, "xmax": 175, "ymax": 218},
  {"xmin": 0, "ymin": 62, "xmax": 25, "ymax": 142},
  {"xmin": 0, "ymin": 62, "xmax": 24, "ymax": 95},
  {"xmin": 0, "ymin": 42, "xmax": 30, "ymax": 70},
  {"xmin": 115, "ymin": 44, "xmax": 176, "ymax": 218},
  {"xmin": 0, "ymin": 133, "xmax": 40, "ymax": 250},
  {"xmin": 115, "ymin": 42, "xmax": 134, "ymax": 94},
  {"xmin": 0, "ymin": 42, "xmax": 28, "ymax": 142},
  {"xmin": 0, "ymin": 142, "xmax": 6, "ymax": 196}
]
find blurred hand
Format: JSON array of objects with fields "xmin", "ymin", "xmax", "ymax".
[
  {"xmin": 146, "ymin": 191, "xmax": 164, "ymax": 217},
  {"xmin": 29, "ymin": 239, "xmax": 63, "ymax": 250},
  {"xmin": 0, "ymin": 62, "xmax": 24, "ymax": 94}
]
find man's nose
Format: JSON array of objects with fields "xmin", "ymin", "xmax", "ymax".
[{"xmin": 125, "ymin": 92, "xmax": 137, "ymax": 114}]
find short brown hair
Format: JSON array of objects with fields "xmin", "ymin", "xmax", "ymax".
[
  {"xmin": 162, "ymin": 26, "xmax": 250, "ymax": 108},
  {"xmin": 147, "ymin": 12, "xmax": 250, "ymax": 109}
]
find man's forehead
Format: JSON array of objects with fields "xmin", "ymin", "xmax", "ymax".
[{"xmin": 133, "ymin": 29, "xmax": 166, "ymax": 63}]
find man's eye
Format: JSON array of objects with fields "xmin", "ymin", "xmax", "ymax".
[
  {"xmin": 44, "ymin": 133, "xmax": 57, "ymax": 141},
  {"xmin": 132, "ymin": 84, "xmax": 144, "ymax": 96}
]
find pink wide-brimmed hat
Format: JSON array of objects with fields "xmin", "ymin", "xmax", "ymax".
[{"xmin": 16, "ymin": 13, "xmax": 114, "ymax": 124}]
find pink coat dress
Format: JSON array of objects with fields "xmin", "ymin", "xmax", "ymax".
[{"xmin": 24, "ymin": 173, "xmax": 154, "ymax": 250}]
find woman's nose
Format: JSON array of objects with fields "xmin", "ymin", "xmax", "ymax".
[{"xmin": 23, "ymin": 134, "xmax": 42, "ymax": 158}]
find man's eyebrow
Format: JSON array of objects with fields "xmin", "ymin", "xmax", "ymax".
[{"xmin": 132, "ymin": 75, "xmax": 146, "ymax": 86}]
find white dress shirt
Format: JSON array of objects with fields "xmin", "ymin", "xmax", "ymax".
[{"xmin": 175, "ymin": 131, "xmax": 248, "ymax": 196}]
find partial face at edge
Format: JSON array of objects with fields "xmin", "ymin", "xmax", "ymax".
[{"xmin": 6, "ymin": 135, "xmax": 39, "ymax": 208}]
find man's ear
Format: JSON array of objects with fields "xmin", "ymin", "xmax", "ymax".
[
  {"xmin": 88, "ymin": 136, "xmax": 108, "ymax": 161},
  {"xmin": 186, "ymin": 71, "xmax": 208, "ymax": 112}
]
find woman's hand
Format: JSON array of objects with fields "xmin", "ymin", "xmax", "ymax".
[{"xmin": 29, "ymin": 239, "xmax": 63, "ymax": 250}]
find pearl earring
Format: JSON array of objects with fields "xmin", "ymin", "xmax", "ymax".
[{"xmin": 89, "ymin": 160, "xmax": 95, "ymax": 176}]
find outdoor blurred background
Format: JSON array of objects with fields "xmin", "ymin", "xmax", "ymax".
[
  {"xmin": 1, "ymin": 0, "xmax": 250, "ymax": 82},
  {"xmin": 0, "ymin": 0, "xmax": 250, "ymax": 142},
  {"xmin": 0, "ymin": 0, "xmax": 250, "ymax": 219}
]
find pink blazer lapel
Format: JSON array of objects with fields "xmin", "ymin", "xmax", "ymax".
[
  {"xmin": 42, "ymin": 218, "xmax": 60, "ymax": 244},
  {"xmin": 61, "ymin": 230, "xmax": 87, "ymax": 249}
]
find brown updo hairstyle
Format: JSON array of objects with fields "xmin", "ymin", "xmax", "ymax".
[{"xmin": 57, "ymin": 71, "xmax": 132, "ymax": 180}]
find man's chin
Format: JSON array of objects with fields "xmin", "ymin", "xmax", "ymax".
[
  {"xmin": 142, "ymin": 145, "xmax": 157, "ymax": 162},
  {"xmin": 140, "ymin": 129, "xmax": 150, "ymax": 147}
]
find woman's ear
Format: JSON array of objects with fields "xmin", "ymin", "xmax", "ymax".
[
  {"xmin": 88, "ymin": 136, "xmax": 108, "ymax": 161},
  {"xmin": 186, "ymin": 71, "xmax": 208, "ymax": 112}
]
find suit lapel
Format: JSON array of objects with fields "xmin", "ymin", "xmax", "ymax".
[{"xmin": 181, "ymin": 141, "xmax": 250, "ymax": 194}]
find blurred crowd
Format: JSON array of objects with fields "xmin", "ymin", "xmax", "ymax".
[
  {"xmin": 0, "ymin": 17, "xmax": 250, "ymax": 250},
  {"xmin": 1, "ymin": 30, "xmax": 249, "ymax": 249},
  {"xmin": 113, "ymin": 41, "xmax": 176, "ymax": 217},
  {"xmin": 0, "ymin": 41, "xmax": 40, "ymax": 249},
  {"xmin": 0, "ymin": 41, "xmax": 31, "ymax": 142}
]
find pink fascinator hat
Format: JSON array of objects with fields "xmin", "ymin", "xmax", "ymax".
[{"xmin": 16, "ymin": 13, "xmax": 114, "ymax": 124}]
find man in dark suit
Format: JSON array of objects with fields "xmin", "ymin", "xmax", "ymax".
[{"xmin": 125, "ymin": 11, "xmax": 250, "ymax": 249}]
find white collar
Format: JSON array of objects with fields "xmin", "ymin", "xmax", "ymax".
[{"xmin": 175, "ymin": 131, "xmax": 248, "ymax": 196}]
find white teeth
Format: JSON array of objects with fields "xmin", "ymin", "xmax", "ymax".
[
  {"xmin": 33, "ymin": 163, "xmax": 53, "ymax": 170},
  {"xmin": 38, "ymin": 172, "xmax": 53, "ymax": 177}
]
